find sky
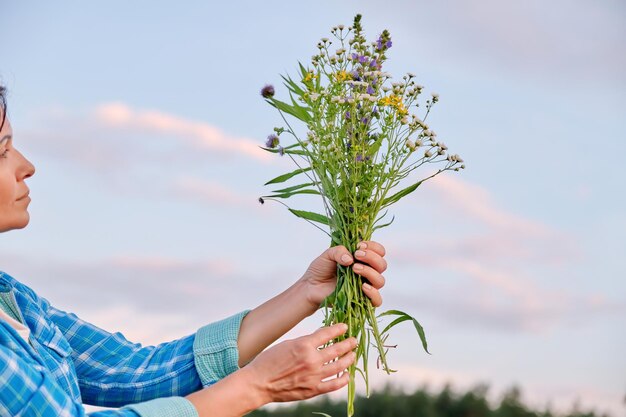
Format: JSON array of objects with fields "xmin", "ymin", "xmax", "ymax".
[{"xmin": 1, "ymin": 1, "xmax": 625, "ymax": 415}]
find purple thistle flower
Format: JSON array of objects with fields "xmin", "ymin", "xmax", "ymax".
[
  {"xmin": 361, "ymin": 117, "xmax": 369, "ymax": 124},
  {"xmin": 366, "ymin": 85, "xmax": 375, "ymax": 95},
  {"xmin": 350, "ymin": 70, "xmax": 361, "ymax": 81},
  {"xmin": 386, "ymin": 40, "xmax": 392, "ymax": 48},
  {"xmin": 358, "ymin": 55, "xmax": 368, "ymax": 64},
  {"xmin": 352, "ymin": 53, "xmax": 359, "ymax": 61},
  {"xmin": 345, "ymin": 111, "xmax": 351, "ymax": 119},
  {"xmin": 278, "ymin": 146, "xmax": 285, "ymax": 156},
  {"xmin": 356, "ymin": 153, "xmax": 364, "ymax": 162},
  {"xmin": 265, "ymin": 134, "xmax": 279, "ymax": 148},
  {"xmin": 260, "ymin": 84, "xmax": 275, "ymax": 98}
]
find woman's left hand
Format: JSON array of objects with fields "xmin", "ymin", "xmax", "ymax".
[{"xmin": 300, "ymin": 241, "xmax": 387, "ymax": 312}]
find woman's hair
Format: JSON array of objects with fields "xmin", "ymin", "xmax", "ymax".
[{"xmin": 0, "ymin": 84, "xmax": 6, "ymax": 132}]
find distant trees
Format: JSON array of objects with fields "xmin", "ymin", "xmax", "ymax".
[{"xmin": 247, "ymin": 383, "xmax": 613, "ymax": 417}]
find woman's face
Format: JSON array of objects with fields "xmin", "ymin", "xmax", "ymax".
[{"xmin": 0, "ymin": 116, "xmax": 36, "ymax": 232}]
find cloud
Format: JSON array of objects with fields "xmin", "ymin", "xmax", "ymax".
[
  {"xmin": 385, "ymin": 174, "xmax": 620, "ymax": 332},
  {"xmin": 171, "ymin": 175, "xmax": 257, "ymax": 209},
  {"xmin": 94, "ymin": 102, "xmax": 271, "ymax": 162}
]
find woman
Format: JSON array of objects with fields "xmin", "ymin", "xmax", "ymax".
[{"xmin": 0, "ymin": 84, "xmax": 388, "ymax": 417}]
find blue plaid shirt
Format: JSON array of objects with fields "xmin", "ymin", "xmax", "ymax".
[{"xmin": 0, "ymin": 270, "xmax": 250, "ymax": 417}]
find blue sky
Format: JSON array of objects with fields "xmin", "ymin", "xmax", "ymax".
[{"xmin": 1, "ymin": 1, "xmax": 625, "ymax": 415}]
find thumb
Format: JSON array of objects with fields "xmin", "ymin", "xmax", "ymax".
[{"xmin": 323, "ymin": 245, "xmax": 353, "ymax": 267}]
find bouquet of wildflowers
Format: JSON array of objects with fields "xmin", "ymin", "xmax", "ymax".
[{"xmin": 258, "ymin": 15, "xmax": 465, "ymax": 416}]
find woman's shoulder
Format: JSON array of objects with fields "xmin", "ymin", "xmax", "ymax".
[{"xmin": 0, "ymin": 270, "xmax": 42, "ymax": 303}]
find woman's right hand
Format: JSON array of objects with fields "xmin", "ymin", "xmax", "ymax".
[
  {"xmin": 186, "ymin": 323, "xmax": 356, "ymax": 417},
  {"xmin": 245, "ymin": 322, "xmax": 357, "ymax": 404}
]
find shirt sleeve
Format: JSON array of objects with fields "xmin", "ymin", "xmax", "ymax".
[{"xmin": 44, "ymin": 300, "xmax": 250, "ymax": 407}]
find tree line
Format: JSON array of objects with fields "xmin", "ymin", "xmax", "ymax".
[{"xmin": 247, "ymin": 383, "xmax": 616, "ymax": 417}]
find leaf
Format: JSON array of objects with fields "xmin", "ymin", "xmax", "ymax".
[
  {"xmin": 312, "ymin": 413, "xmax": 332, "ymax": 417},
  {"xmin": 381, "ymin": 180, "xmax": 423, "ymax": 207},
  {"xmin": 281, "ymin": 74, "xmax": 305, "ymax": 96},
  {"xmin": 272, "ymin": 182, "xmax": 316, "ymax": 193},
  {"xmin": 373, "ymin": 215, "xmax": 395, "ymax": 232},
  {"xmin": 267, "ymin": 97, "xmax": 312, "ymax": 123},
  {"xmin": 378, "ymin": 309, "xmax": 430, "ymax": 354},
  {"xmin": 288, "ymin": 209, "xmax": 331, "ymax": 226},
  {"xmin": 367, "ymin": 134, "xmax": 385, "ymax": 157},
  {"xmin": 264, "ymin": 167, "xmax": 312, "ymax": 186},
  {"xmin": 298, "ymin": 61, "xmax": 308, "ymax": 78},
  {"xmin": 263, "ymin": 189, "xmax": 320, "ymax": 199}
]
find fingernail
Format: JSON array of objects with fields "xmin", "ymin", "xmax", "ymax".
[
  {"xmin": 355, "ymin": 250, "xmax": 366, "ymax": 258},
  {"xmin": 358, "ymin": 242, "xmax": 367, "ymax": 250},
  {"xmin": 341, "ymin": 254, "xmax": 352, "ymax": 263},
  {"xmin": 363, "ymin": 283, "xmax": 372, "ymax": 290},
  {"xmin": 341, "ymin": 323, "xmax": 348, "ymax": 331},
  {"xmin": 353, "ymin": 263, "xmax": 363, "ymax": 271}
]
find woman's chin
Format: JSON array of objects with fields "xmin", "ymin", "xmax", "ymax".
[{"xmin": 0, "ymin": 213, "xmax": 31, "ymax": 232}]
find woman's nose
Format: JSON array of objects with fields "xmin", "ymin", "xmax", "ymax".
[{"xmin": 17, "ymin": 150, "xmax": 36, "ymax": 180}]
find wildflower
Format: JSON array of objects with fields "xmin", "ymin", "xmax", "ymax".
[
  {"xmin": 309, "ymin": 93, "xmax": 320, "ymax": 101},
  {"xmin": 431, "ymin": 92, "xmax": 439, "ymax": 103},
  {"xmin": 366, "ymin": 85, "xmax": 375, "ymax": 95},
  {"xmin": 265, "ymin": 134, "xmax": 280, "ymax": 148},
  {"xmin": 424, "ymin": 150, "xmax": 432, "ymax": 158},
  {"xmin": 258, "ymin": 197, "xmax": 265, "ymax": 204},
  {"xmin": 345, "ymin": 111, "xmax": 351, "ymax": 119},
  {"xmin": 405, "ymin": 139, "xmax": 415, "ymax": 151},
  {"xmin": 260, "ymin": 84, "xmax": 275, "ymax": 98},
  {"xmin": 278, "ymin": 146, "xmax": 285, "ymax": 156},
  {"xmin": 335, "ymin": 70, "xmax": 350, "ymax": 82},
  {"xmin": 356, "ymin": 154, "xmax": 364, "ymax": 162},
  {"xmin": 338, "ymin": 24, "xmax": 345, "ymax": 30}
]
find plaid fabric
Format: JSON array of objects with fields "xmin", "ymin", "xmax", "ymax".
[{"xmin": 0, "ymin": 271, "xmax": 250, "ymax": 416}]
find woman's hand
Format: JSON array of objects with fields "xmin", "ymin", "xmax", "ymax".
[
  {"xmin": 187, "ymin": 323, "xmax": 356, "ymax": 417},
  {"xmin": 300, "ymin": 240, "xmax": 387, "ymax": 312},
  {"xmin": 245, "ymin": 323, "xmax": 357, "ymax": 403}
]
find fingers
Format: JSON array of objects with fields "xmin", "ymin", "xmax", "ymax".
[
  {"xmin": 352, "ymin": 263, "xmax": 385, "ymax": 289},
  {"xmin": 317, "ymin": 371, "xmax": 350, "ymax": 394},
  {"xmin": 322, "ymin": 351, "xmax": 356, "ymax": 378},
  {"xmin": 362, "ymin": 283, "xmax": 383, "ymax": 307},
  {"xmin": 309, "ymin": 323, "xmax": 348, "ymax": 346},
  {"xmin": 320, "ymin": 336, "xmax": 357, "ymax": 363},
  {"xmin": 357, "ymin": 241, "xmax": 386, "ymax": 257},
  {"xmin": 354, "ymin": 246, "xmax": 387, "ymax": 273}
]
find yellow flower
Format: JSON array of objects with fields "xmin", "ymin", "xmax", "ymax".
[
  {"xmin": 303, "ymin": 71, "xmax": 319, "ymax": 83},
  {"xmin": 334, "ymin": 70, "xmax": 350, "ymax": 82}
]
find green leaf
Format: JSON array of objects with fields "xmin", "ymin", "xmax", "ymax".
[
  {"xmin": 272, "ymin": 182, "xmax": 316, "ymax": 194},
  {"xmin": 264, "ymin": 167, "xmax": 312, "ymax": 186},
  {"xmin": 288, "ymin": 209, "xmax": 331, "ymax": 226},
  {"xmin": 381, "ymin": 180, "xmax": 423, "ymax": 207},
  {"xmin": 259, "ymin": 146, "xmax": 308, "ymax": 156},
  {"xmin": 298, "ymin": 61, "xmax": 308, "ymax": 78},
  {"xmin": 367, "ymin": 134, "xmax": 384, "ymax": 157},
  {"xmin": 378, "ymin": 309, "xmax": 430, "ymax": 354},
  {"xmin": 281, "ymin": 74, "xmax": 305, "ymax": 96},
  {"xmin": 267, "ymin": 97, "xmax": 312, "ymax": 123},
  {"xmin": 373, "ymin": 215, "xmax": 395, "ymax": 232},
  {"xmin": 263, "ymin": 189, "xmax": 320, "ymax": 199}
]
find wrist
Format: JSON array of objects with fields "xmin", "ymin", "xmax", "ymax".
[
  {"xmin": 186, "ymin": 368, "xmax": 267, "ymax": 417},
  {"xmin": 295, "ymin": 276, "xmax": 321, "ymax": 316}
]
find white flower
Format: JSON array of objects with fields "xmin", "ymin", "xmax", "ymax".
[
  {"xmin": 336, "ymin": 48, "xmax": 346, "ymax": 55},
  {"xmin": 415, "ymin": 139, "xmax": 422, "ymax": 147},
  {"xmin": 310, "ymin": 93, "xmax": 320, "ymax": 101},
  {"xmin": 321, "ymin": 37, "xmax": 329, "ymax": 43},
  {"xmin": 407, "ymin": 72, "xmax": 416, "ymax": 78},
  {"xmin": 405, "ymin": 139, "xmax": 415, "ymax": 150},
  {"xmin": 338, "ymin": 24, "xmax": 345, "ymax": 30},
  {"xmin": 401, "ymin": 116, "xmax": 409, "ymax": 125},
  {"xmin": 456, "ymin": 155, "xmax": 464, "ymax": 163},
  {"xmin": 439, "ymin": 141, "xmax": 447, "ymax": 150},
  {"xmin": 424, "ymin": 150, "xmax": 432, "ymax": 158},
  {"xmin": 368, "ymin": 96, "xmax": 377, "ymax": 102}
]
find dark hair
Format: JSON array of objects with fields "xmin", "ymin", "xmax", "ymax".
[{"xmin": 0, "ymin": 84, "xmax": 6, "ymax": 132}]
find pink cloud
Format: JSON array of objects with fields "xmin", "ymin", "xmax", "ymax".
[
  {"xmin": 172, "ymin": 175, "xmax": 257, "ymax": 208},
  {"xmin": 94, "ymin": 102, "xmax": 272, "ymax": 162}
]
